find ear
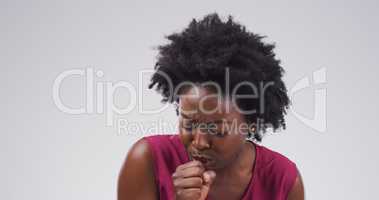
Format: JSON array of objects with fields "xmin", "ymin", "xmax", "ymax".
[{"xmin": 246, "ymin": 123, "xmax": 257, "ymax": 140}]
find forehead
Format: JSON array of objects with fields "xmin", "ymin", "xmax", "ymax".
[{"xmin": 178, "ymin": 86, "xmax": 240, "ymax": 122}]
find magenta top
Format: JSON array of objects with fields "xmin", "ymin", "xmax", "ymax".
[{"xmin": 143, "ymin": 134, "xmax": 298, "ymax": 200}]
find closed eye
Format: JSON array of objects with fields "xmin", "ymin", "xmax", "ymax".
[
  {"xmin": 183, "ymin": 124, "xmax": 193, "ymax": 131},
  {"xmin": 181, "ymin": 120, "xmax": 228, "ymax": 137}
]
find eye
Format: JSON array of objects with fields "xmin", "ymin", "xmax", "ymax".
[
  {"xmin": 183, "ymin": 124, "xmax": 193, "ymax": 132},
  {"xmin": 182, "ymin": 119, "xmax": 194, "ymax": 132},
  {"xmin": 213, "ymin": 131, "xmax": 227, "ymax": 138},
  {"xmin": 206, "ymin": 123, "xmax": 226, "ymax": 138}
]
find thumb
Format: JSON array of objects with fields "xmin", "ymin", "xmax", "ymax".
[
  {"xmin": 203, "ymin": 171, "xmax": 216, "ymax": 185},
  {"xmin": 199, "ymin": 171, "xmax": 216, "ymax": 200}
]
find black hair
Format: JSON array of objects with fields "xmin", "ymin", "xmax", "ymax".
[{"xmin": 148, "ymin": 13, "xmax": 290, "ymax": 141}]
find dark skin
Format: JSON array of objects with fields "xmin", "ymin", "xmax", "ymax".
[{"xmin": 118, "ymin": 86, "xmax": 305, "ymax": 200}]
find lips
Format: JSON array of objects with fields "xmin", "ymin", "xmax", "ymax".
[{"xmin": 191, "ymin": 155, "xmax": 213, "ymax": 165}]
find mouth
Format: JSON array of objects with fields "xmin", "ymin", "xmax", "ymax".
[{"xmin": 191, "ymin": 155, "xmax": 214, "ymax": 166}]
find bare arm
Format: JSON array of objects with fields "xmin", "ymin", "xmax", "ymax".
[
  {"xmin": 287, "ymin": 171, "xmax": 305, "ymax": 200},
  {"xmin": 117, "ymin": 139, "xmax": 158, "ymax": 200}
]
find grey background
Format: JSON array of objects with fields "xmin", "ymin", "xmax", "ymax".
[{"xmin": 1, "ymin": 0, "xmax": 378, "ymax": 199}]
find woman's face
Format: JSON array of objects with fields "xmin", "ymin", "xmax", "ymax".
[{"xmin": 178, "ymin": 86, "xmax": 250, "ymax": 171}]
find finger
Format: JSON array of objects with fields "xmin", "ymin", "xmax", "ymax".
[
  {"xmin": 176, "ymin": 160, "xmax": 204, "ymax": 171},
  {"xmin": 176, "ymin": 188, "xmax": 202, "ymax": 200},
  {"xmin": 173, "ymin": 177, "xmax": 203, "ymax": 189},
  {"xmin": 199, "ymin": 184, "xmax": 210, "ymax": 200},
  {"xmin": 199, "ymin": 171, "xmax": 216, "ymax": 200},
  {"xmin": 174, "ymin": 165, "xmax": 205, "ymax": 179}
]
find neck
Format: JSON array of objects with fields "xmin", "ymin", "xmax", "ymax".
[{"xmin": 215, "ymin": 141, "xmax": 256, "ymax": 181}]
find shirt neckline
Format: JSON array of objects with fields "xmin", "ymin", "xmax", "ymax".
[{"xmin": 240, "ymin": 140, "xmax": 259, "ymax": 199}]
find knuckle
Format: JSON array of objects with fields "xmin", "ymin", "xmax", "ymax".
[
  {"xmin": 196, "ymin": 167, "xmax": 204, "ymax": 175},
  {"xmin": 173, "ymin": 179, "xmax": 180, "ymax": 188},
  {"xmin": 195, "ymin": 177, "xmax": 203, "ymax": 185},
  {"xmin": 175, "ymin": 189, "xmax": 183, "ymax": 198},
  {"xmin": 175, "ymin": 165, "xmax": 182, "ymax": 171}
]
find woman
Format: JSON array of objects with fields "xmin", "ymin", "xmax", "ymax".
[{"xmin": 118, "ymin": 13, "xmax": 304, "ymax": 200}]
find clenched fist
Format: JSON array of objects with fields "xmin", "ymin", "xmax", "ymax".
[{"xmin": 172, "ymin": 161, "xmax": 216, "ymax": 200}]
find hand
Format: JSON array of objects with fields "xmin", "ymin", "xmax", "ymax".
[{"xmin": 172, "ymin": 161, "xmax": 216, "ymax": 200}]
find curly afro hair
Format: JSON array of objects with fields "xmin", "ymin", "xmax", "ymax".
[{"xmin": 148, "ymin": 13, "xmax": 290, "ymax": 141}]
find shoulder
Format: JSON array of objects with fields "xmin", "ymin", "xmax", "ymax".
[
  {"xmin": 117, "ymin": 138, "xmax": 158, "ymax": 200},
  {"xmin": 255, "ymin": 144, "xmax": 300, "ymax": 198},
  {"xmin": 143, "ymin": 134, "xmax": 174, "ymax": 145},
  {"xmin": 143, "ymin": 134, "xmax": 187, "ymax": 159},
  {"xmin": 256, "ymin": 144, "xmax": 297, "ymax": 173}
]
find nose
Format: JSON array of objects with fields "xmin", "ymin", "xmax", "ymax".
[{"xmin": 192, "ymin": 128, "xmax": 211, "ymax": 150}]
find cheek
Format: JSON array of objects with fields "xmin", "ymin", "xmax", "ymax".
[{"xmin": 178, "ymin": 131, "xmax": 192, "ymax": 148}]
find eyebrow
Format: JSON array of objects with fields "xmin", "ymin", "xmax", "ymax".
[
  {"xmin": 180, "ymin": 112, "xmax": 192, "ymax": 119},
  {"xmin": 180, "ymin": 112, "xmax": 232, "ymax": 124}
]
